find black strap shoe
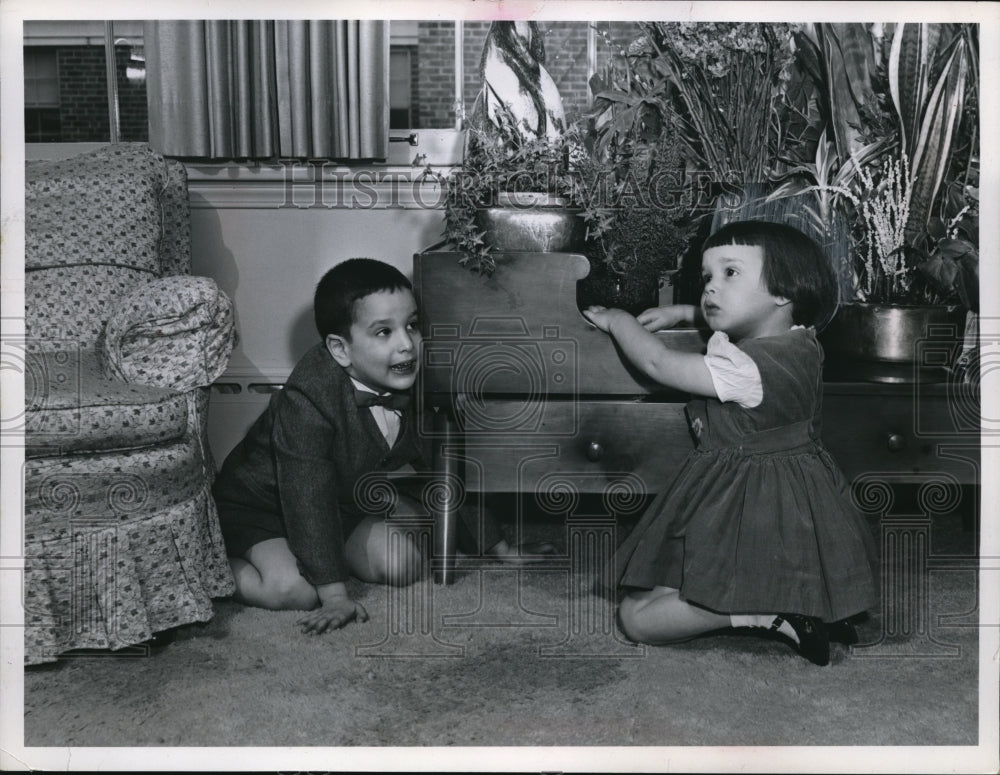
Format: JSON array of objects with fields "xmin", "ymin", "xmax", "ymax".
[
  {"xmin": 772, "ymin": 613, "xmax": 830, "ymax": 666},
  {"xmin": 828, "ymin": 618, "xmax": 859, "ymax": 645}
]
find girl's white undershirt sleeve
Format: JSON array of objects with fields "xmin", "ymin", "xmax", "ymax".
[{"xmin": 703, "ymin": 331, "xmax": 764, "ymax": 409}]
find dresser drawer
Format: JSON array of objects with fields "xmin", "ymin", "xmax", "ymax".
[
  {"xmin": 821, "ymin": 394, "xmax": 979, "ymax": 485},
  {"xmin": 456, "ymin": 399, "xmax": 692, "ymax": 495}
]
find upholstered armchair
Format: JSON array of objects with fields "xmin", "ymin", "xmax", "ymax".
[{"xmin": 22, "ymin": 144, "xmax": 237, "ymax": 665}]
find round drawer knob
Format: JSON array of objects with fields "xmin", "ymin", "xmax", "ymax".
[
  {"xmin": 886, "ymin": 432, "xmax": 906, "ymax": 452},
  {"xmin": 585, "ymin": 441, "xmax": 604, "ymax": 462}
]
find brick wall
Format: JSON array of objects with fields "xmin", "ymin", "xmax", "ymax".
[
  {"xmin": 538, "ymin": 22, "xmax": 591, "ymax": 122},
  {"xmin": 416, "ymin": 21, "xmax": 460, "ymax": 129},
  {"xmin": 461, "ymin": 21, "xmax": 490, "ymax": 123},
  {"xmin": 55, "ymin": 45, "xmax": 148, "ymax": 142}
]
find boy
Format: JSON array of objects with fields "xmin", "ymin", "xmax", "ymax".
[{"xmin": 214, "ymin": 258, "xmax": 527, "ymax": 635}]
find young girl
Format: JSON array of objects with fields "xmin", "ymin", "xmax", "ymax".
[{"xmin": 583, "ymin": 220, "xmax": 878, "ymax": 666}]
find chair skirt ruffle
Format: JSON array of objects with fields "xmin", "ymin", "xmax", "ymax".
[{"xmin": 23, "ymin": 429, "xmax": 234, "ymax": 665}]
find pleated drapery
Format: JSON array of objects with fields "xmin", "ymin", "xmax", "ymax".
[{"xmin": 144, "ymin": 20, "xmax": 389, "ymax": 160}]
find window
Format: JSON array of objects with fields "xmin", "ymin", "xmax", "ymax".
[
  {"xmin": 389, "ymin": 48, "xmax": 413, "ymax": 129},
  {"xmin": 24, "ymin": 47, "xmax": 61, "ymax": 142},
  {"xmin": 22, "ymin": 20, "xmax": 618, "ymax": 161},
  {"xmin": 22, "ymin": 21, "xmax": 148, "ymax": 144}
]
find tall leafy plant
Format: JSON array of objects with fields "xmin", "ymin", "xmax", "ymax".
[
  {"xmin": 572, "ymin": 25, "xmax": 699, "ymax": 284},
  {"xmin": 767, "ymin": 24, "xmax": 887, "ymax": 301},
  {"xmin": 589, "ymin": 22, "xmax": 798, "ymax": 182},
  {"xmin": 772, "ymin": 22, "xmax": 978, "ymax": 307},
  {"xmin": 886, "ymin": 23, "xmax": 978, "ymax": 306},
  {"xmin": 809, "ymin": 23, "xmax": 881, "ymax": 164},
  {"xmin": 888, "ymin": 23, "xmax": 972, "ymax": 245},
  {"xmin": 652, "ymin": 22, "xmax": 796, "ymax": 182}
]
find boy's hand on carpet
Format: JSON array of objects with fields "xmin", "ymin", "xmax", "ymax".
[{"xmin": 296, "ymin": 598, "xmax": 369, "ymax": 635}]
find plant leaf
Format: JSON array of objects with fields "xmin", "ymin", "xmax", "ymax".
[
  {"xmin": 934, "ymin": 237, "xmax": 975, "ymax": 260},
  {"xmin": 905, "ymin": 35, "xmax": 968, "ymax": 243},
  {"xmin": 889, "ymin": 23, "xmax": 935, "ymax": 152},
  {"xmin": 820, "ymin": 23, "xmax": 876, "ymax": 162}
]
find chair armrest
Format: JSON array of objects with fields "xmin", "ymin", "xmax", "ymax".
[{"xmin": 101, "ymin": 276, "xmax": 238, "ymax": 390}]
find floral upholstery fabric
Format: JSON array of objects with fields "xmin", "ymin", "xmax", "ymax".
[
  {"xmin": 25, "ymin": 487, "xmax": 233, "ymax": 659},
  {"xmin": 26, "ymin": 264, "xmax": 155, "ymax": 349},
  {"xmin": 158, "ymin": 159, "xmax": 194, "ymax": 278},
  {"xmin": 25, "ymin": 410, "xmax": 208, "ymax": 539},
  {"xmin": 26, "ymin": 348, "xmax": 188, "ymax": 456},
  {"xmin": 101, "ymin": 276, "xmax": 238, "ymax": 391},
  {"xmin": 25, "ymin": 143, "xmax": 191, "ymax": 349},
  {"xmin": 25, "ymin": 145, "xmax": 166, "ymax": 274},
  {"xmin": 23, "ymin": 144, "xmax": 235, "ymax": 664}
]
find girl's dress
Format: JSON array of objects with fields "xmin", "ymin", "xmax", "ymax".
[{"xmin": 615, "ymin": 326, "xmax": 878, "ymax": 622}]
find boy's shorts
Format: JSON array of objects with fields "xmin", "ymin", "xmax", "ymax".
[
  {"xmin": 215, "ymin": 480, "xmax": 503, "ymax": 559},
  {"xmin": 215, "ymin": 501, "xmax": 368, "ymax": 559}
]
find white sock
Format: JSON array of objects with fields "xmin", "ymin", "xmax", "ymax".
[{"xmin": 730, "ymin": 614, "xmax": 798, "ymax": 644}]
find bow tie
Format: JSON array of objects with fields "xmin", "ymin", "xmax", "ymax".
[{"xmin": 354, "ymin": 389, "xmax": 411, "ymax": 411}]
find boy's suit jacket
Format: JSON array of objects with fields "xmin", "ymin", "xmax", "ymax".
[{"xmin": 213, "ymin": 343, "xmax": 493, "ymax": 585}]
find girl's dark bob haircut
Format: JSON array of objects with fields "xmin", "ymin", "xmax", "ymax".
[{"xmin": 703, "ymin": 220, "xmax": 839, "ymax": 329}]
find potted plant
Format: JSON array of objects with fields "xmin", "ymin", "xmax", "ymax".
[
  {"xmin": 582, "ymin": 22, "xmax": 805, "ymax": 310},
  {"xmin": 439, "ymin": 21, "xmax": 587, "ymax": 276},
  {"xmin": 439, "ymin": 20, "xmax": 694, "ymax": 317},
  {"xmin": 573, "ymin": 116, "xmax": 696, "ymax": 315},
  {"xmin": 623, "ymin": 22, "xmax": 799, "ymax": 186},
  {"xmin": 774, "ymin": 22, "xmax": 979, "ymax": 378},
  {"xmin": 573, "ymin": 22, "xmax": 751, "ymax": 315},
  {"xmin": 441, "ymin": 107, "xmax": 587, "ymax": 275}
]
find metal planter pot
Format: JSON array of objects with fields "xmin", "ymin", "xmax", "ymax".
[
  {"xmin": 474, "ymin": 198, "xmax": 660, "ymax": 316},
  {"xmin": 475, "ymin": 200, "xmax": 585, "ymax": 253},
  {"xmin": 821, "ymin": 303, "xmax": 967, "ymax": 382}
]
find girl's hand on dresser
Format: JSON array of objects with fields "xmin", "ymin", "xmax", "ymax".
[
  {"xmin": 583, "ymin": 305, "xmax": 632, "ymax": 333},
  {"xmin": 636, "ymin": 304, "xmax": 696, "ymax": 332}
]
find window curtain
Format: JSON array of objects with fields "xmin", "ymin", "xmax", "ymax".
[{"xmin": 143, "ymin": 20, "xmax": 389, "ymax": 160}]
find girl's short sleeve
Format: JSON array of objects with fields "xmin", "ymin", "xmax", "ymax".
[{"xmin": 704, "ymin": 331, "xmax": 763, "ymax": 408}]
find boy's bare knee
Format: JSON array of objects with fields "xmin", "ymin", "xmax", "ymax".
[
  {"xmin": 269, "ymin": 576, "xmax": 319, "ymax": 610},
  {"xmin": 350, "ymin": 517, "xmax": 426, "ymax": 585},
  {"xmin": 389, "ymin": 548, "xmax": 426, "ymax": 586},
  {"xmin": 371, "ymin": 541, "xmax": 425, "ymax": 586}
]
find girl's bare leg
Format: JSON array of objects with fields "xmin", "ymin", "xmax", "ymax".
[{"xmin": 618, "ymin": 586, "xmax": 731, "ymax": 644}]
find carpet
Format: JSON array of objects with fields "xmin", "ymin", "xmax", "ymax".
[{"xmin": 21, "ymin": 505, "xmax": 986, "ymax": 758}]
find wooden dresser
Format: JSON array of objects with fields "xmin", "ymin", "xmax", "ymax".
[{"xmin": 413, "ymin": 251, "xmax": 980, "ymax": 581}]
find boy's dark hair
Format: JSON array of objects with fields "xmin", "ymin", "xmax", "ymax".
[
  {"xmin": 703, "ymin": 220, "xmax": 839, "ymax": 329},
  {"xmin": 314, "ymin": 258, "xmax": 412, "ymax": 340}
]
